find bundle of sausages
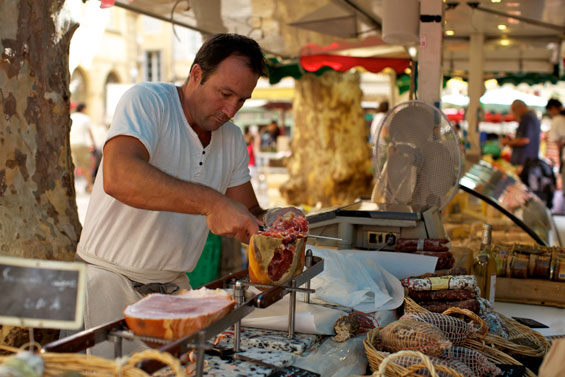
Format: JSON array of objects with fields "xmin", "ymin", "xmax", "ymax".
[
  {"xmin": 401, "ymin": 268, "xmax": 481, "ymax": 314},
  {"xmin": 395, "ymin": 238, "xmax": 455, "ymax": 270}
]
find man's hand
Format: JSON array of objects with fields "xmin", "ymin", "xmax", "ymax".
[
  {"xmin": 205, "ymin": 196, "xmax": 260, "ymax": 244},
  {"xmin": 500, "ymin": 136, "xmax": 511, "ymax": 146}
]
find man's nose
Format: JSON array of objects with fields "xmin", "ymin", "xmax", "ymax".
[{"xmin": 223, "ymin": 100, "xmax": 241, "ymax": 119}]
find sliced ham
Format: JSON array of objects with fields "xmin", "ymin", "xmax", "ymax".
[{"xmin": 124, "ymin": 288, "xmax": 236, "ymax": 340}]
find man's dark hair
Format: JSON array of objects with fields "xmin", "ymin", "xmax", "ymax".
[
  {"xmin": 378, "ymin": 101, "xmax": 389, "ymax": 113},
  {"xmin": 190, "ymin": 33, "xmax": 266, "ymax": 84},
  {"xmin": 546, "ymin": 98, "xmax": 563, "ymax": 110},
  {"xmin": 76, "ymin": 103, "xmax": 86, "ymax": 112}
]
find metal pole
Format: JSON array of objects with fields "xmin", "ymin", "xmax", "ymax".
[
  {"xmin": 288, "ymin": 280, "xmax": 297, "ymax": 338},
  {"xmin": 466, "ymin": 31, "xmax": 485, "ymax": 163},
  {"xmin": 233, "ymin": 280, "xmax": 244, "ymax": 352},
  {"xmin": 112, "ymin": 335, "xmax": 123, "ymax": 358},
  {"xmin": 195, "ymin": 330, "xmax": 206, "ymax": 377},
  {"xmin": 304, "ymin": 249, "xmax": 313, "ymax": 303}
]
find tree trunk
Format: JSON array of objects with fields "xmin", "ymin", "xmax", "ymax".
[
  {"xmin": 280, "ymin": 70, "xmax": 373, "ymax": 206},
  {"xmin": 0, "ymin": 0, "xmax": 80, "ymax": 348}
]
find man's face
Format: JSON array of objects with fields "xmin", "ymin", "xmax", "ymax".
[
  {"xmin": 547, "ymin": 106, "xmax": 560, "ymax": 117},
  {"xmin": 188, "ymin": 55, "xmax": 259, "ymax": 132},
  {"xmin": 511, "ymin": 103, "xmax": 525, "ymax": 119}
]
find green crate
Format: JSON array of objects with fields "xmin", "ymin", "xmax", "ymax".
[{"xmin": 187, "ymin": 232, "xmax": 222, "ymax": 288}]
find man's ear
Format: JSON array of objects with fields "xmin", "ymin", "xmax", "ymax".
[{"xmin": 190, "ymin": 64, "xmax": 202, "ymax": 85}]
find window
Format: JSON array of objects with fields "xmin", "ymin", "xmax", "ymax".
[
  {"xmin": 173, "ymin": 27, "xmax": 202, "ymax": 61},
  {"xmin": 142, "ymin": 16, "xmax": 162, "ymax": 33},
  {"xmin": 105, "ymin": 8, "xmax": 120, "ymax": 33},
  {"xmin": 145, "ymin": 51, "xmax": 162, "ymax": 82}
]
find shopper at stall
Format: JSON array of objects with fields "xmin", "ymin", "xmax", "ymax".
[
  {"xmin": 74, "ymin": 33, "xmax": 267, "ymax": 357},
  {"xmin": 546, "ymin": 99, "xmax": 565, "ymax": 188},
  {"xmin": 500, "ymin": 100, "xmax": 541, "ymax": 172},
  {"xmin": 369, "ymin": 100, "xmax": 389, "ymax": 146},
  {"xmin": 260, "ymin": 120, "xmax": 281, "ymax": 151},
  {"xmin": 70, "ymin": 103, "xmax": 97, "ymax": 193}
]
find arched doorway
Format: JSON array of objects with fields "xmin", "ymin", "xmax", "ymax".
[{"xmin": 70, "ymin": 68, "xmax": 88, "ymax": 107}]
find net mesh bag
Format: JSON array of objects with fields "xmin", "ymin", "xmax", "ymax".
[
  {"xmin": 378, "ymin": 319, "xmax": 452, "ymax": 356},
  {"xmin": 401, "ymin": 312, "xmax": 477, "ymax": 345},
  {"xmin": 442, "ymin": 346, "xmax": 502, "ymax": 377},
  {"xmin": 390, "ymin": 353, "xmax": 477, "ymax": 377}
]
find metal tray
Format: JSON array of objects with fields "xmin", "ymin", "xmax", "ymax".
[{"xmin": 43, "ymin": 253, "xmax": 324, "ymax": 376}]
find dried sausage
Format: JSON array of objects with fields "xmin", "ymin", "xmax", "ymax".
[
  {"xmin": 419, "ymin": 299, "xmax": 480, "ymax": 314},
  {"xmin": 401, "ymin": 275, "xmax": 477, "ymax": 292},
  {"xmin": 408, "ymin": 288, "xmax": 477, "ymax": 302},
  {"xmin": 396, "ymin": 238, "xmax": 450, "ymax": 252}
]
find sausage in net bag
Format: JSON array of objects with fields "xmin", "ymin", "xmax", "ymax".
[{"xmin": 376, "ymin": 319, "xmax": 452, "ymax": 356}]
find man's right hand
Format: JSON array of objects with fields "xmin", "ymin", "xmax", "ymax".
[{"xmin": 205, "ymin": 196, "xmax": 259, "ymax": 244}]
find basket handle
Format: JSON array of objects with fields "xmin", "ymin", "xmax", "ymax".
[
  {"xmin": 442, "ymin": 307, "xmax": 488, "ymax": 339},
  {"xmin": 125, "ymin": 349, "xmax": 185, "ymax": 377},
  {"xmin": 373, "ymin": 350, "xmax": 438, "ymax": 377}
]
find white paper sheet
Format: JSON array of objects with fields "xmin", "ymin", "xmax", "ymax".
[
  {"xmin": 241, "ymin": 293, "xmax": 346, "ymax": 335},
  {"xmin": 304, "ymin": 247, "xmax": 407, "ymax": 313},
  {"xmin": 338, "ymin": 249, "xmax": 438, "ymax": 279}
]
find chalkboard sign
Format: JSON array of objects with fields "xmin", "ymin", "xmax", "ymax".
[{"xmin": 0, "ymin": 256, "xmax": 85, "ymax": 330}]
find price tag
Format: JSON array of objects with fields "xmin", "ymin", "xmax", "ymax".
[{"xmin": 0, "ymin": 256, "xmax": 86, "ymax": 330}]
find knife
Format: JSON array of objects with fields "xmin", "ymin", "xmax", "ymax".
[{"xmin": 257, "ymin": 225, "xmax": 343, "ymax": 242}]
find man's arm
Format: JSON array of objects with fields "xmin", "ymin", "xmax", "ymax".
[
  {"xmin": 501, "ymin": 136, "xmax": 530, "ymax": 147},
  {"xmin": 103, "ymin": 135, "xmax": 259, "ymax": 242}
]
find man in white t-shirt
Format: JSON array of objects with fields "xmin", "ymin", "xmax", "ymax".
[
  {"xmin": 369, "ymin": 101, "xmax": 389, "ymax": 147},
  {"xmin": 70, "ymin": 103, "xmax": 96, "ymax": 192},
  {"xmin": 546, "ymin": 99, "xmax": 565, "ymax": 189},
  {"xmin": 75, "ymin": 34, "xmax": 267, "ymax": 357}
]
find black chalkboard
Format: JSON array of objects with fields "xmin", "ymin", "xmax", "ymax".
[{"xmin": 0, "ymin": 256, "xmax": 85, "ymax": 330}]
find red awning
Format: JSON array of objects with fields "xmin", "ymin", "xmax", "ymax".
[{"xmin": 300, "ymin": 55, "xmax": 410, "ymax": 75}]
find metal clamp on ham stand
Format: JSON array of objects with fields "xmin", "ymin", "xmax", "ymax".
[
  {"xmin": 43, "ymin": 251, "xmax": 324, "ymax": 377},
  {"xmin": 226, "ymin": 249, "xmax": 322, "ymax": 347}
]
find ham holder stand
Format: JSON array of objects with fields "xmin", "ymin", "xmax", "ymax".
[{"xmin": 43, "ymin": 250, "xmax": 324, "ymax": 376}]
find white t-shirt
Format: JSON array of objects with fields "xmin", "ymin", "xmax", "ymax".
[
  {"xmin": 549, "ymin": 114, "xmax": 565, "ymax": 142},
  {"xmin": 70, "ymin": 112, "xmax": 94, "ymax": 147},
  {"xmin": 77, "ymin": 82, "xmax": 250, "ymax": 283},
  {"xmin": 370, "ymin": 113, "xmax": 386, "ymax": 146}
]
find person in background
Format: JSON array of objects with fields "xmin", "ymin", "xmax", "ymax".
[
  {"xmin": 244, "ymin": 125, "xmax": 257, "ymax": 178},
  {"xmin": 260, "ymin": 120, "xmax": 280, "ymax": 151},
  {"xmin": 546, "ymin": 99, "xmax": 565, "ymax": 190},
  {"xmin": 70, "ymin": 103, "xmax": 96, "ymax": 193},
  {"xmin": 369, "ymin": 100, "xmax": 389, "ymax": 146},
  {"xmin": 75, "ymin": 33, "xmax": 267, "ymax": 357},
  {"xmin": 501, "ymin": 100, "xmax": 541, "ymax": 173}
]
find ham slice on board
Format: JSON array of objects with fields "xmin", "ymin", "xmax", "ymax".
[{"xmin": 124, "ymin": 288, "xmax": 236, "ymax": 341}]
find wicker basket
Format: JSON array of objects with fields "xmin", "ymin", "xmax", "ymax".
[
  {"xmin": 404, "ymin": 297, "xmax": 549, "ymax": 358},
  {"xmin": 363, "ymin": 327, "xmax": 465, "ymax": 377},
  {"xmin": 462, "ymin": 338, "xmax": 537, "ymax": 377},
  {"xmin": 404, "ymin": 296, "xmax": 430, "ymax": 314},
  {"xmin": 497, "ymin": 312, "xmax": 550, "ymax": 357}
]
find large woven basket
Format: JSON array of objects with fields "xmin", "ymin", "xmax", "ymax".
[
  {"xmin": 404, "ymin": 297, "xmax": 549, "ymax": 358},
  {"xmin": 497, "ymin": 312, "xmax": 550, "ymax": 357},
  {"xmin": 363, "ymin": 327, "xmax": 465, "ymax": 377}
]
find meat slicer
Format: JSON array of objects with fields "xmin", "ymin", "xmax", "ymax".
[{"xmin": 307, "ymin": 101, "xmax": 462, "ymax": 250}]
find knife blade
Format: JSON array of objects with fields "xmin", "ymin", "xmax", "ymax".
[{"xmin": 257, "ymin": 225, "xmax": 343, "ymax": 242}]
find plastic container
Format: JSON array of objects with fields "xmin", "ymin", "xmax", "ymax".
[{"xmin": 186, "ymin": 232, "xmax": 222, "ymax": 288}]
